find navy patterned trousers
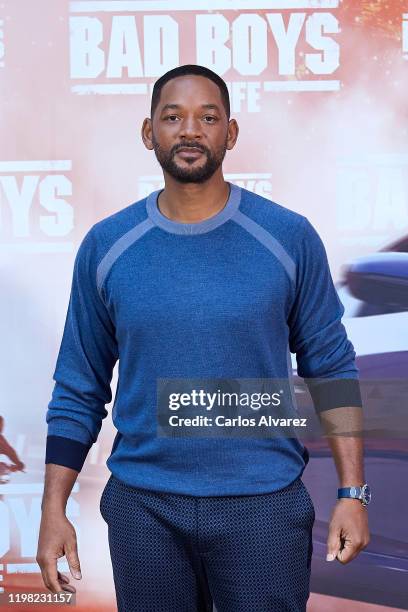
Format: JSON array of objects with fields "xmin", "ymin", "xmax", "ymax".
[{"xmin": 99, "ymin": 474, "xmax": 315, "ymax": 612}]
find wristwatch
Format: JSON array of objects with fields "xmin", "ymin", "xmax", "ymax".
[{"xmin": 337, "ymin": 484, "xmax": 371, "ymax": 506}]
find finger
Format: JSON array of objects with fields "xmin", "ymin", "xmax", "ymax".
[
  {"xmin": 58, "ymin": 573, "xmax": 68, "ymax": 583},
  {"xmin": 64, "ymin": 543, "xmax": 82, "ymax": 580},
  {"xmin": 57, "ymin": 571, "xmax": 76, "ymax": 593},
  {"xmin": 337, "ymin": 538, "xmax": 362, "ymax": 564},
  {"xmin": 42, "ymin": 561, "xmax": 65, "ymax": 594},
  {"xmin": 326, "ymin": 525, "xmax": 341, "ymax": 561},
  {"xmin": 59, "ymin": 580, "xmax": 76, "ymax": 594}
]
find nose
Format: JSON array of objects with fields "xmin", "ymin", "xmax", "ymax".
[{"xmin": 178, "ymin": 115, "xmax": 202, "ymax": 140}]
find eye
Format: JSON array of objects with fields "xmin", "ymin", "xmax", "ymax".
[
  {"xmin": 164, "ymin": 115, "xmax": 180, "ymax": 121},
  {"xmin": 203, "ymin": 116, "xmax": 218, "ymax": 123}
]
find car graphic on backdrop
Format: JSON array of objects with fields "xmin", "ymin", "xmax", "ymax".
[{"xmin": 297, "ymin": 235, "xmax": 408, "ymax": 609}]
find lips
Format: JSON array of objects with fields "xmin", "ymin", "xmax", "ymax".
[{"xmin": 175, "ymin": 147, "xmax": 205, "ymax": 159}]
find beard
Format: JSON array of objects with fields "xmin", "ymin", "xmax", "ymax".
[{"xmin": 152, "ymin": 134, "xmax": 227, "ymax": 184}]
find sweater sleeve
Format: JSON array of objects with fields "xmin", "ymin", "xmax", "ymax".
[
  {"xmin": 287, "ymin": 216, "xmax": 362, "ymax": 413},
  {"xmin": 45, "ymin": 227, "xmax": 119, "ymax": 471}
]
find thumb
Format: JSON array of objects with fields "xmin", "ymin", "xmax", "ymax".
[
  {"xmin": 326, "ymin": 523, "xmax": 342, "ymax": 562},
  {"xmin": 65, "ymin": 543, "xmax": 82, "ymax": 580}
]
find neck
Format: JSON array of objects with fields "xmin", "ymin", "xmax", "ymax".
[{"xmin": 157, "ymin": 170, "xmax": 230, "ymax": 223}]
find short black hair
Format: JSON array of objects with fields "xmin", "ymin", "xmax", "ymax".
[{"xmin": 150, "ymin": 64, "xmax": 230, "ymax": 119}]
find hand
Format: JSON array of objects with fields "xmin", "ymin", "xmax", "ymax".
[
  {"xmin": 36, "ymin": 508, "xmax": 82, "ymax": 594},
  {"xmin": 14, "ymin": 460, "xmax": 25, "ymax": 472},
  {"xmin": 326, "ymin": 498, "xmax": 370, "ymax": 564}
]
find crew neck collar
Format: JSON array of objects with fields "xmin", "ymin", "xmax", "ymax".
[{"xmin": 146, "ymin": 182, "xmax": 241, "ymax": 235}]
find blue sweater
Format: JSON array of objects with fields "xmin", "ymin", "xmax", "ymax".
[{"xmin": 45, "ymin": 184, "xmax": 362, "ymax": 496}]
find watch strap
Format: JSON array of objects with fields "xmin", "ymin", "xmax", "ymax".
[
  {"xmin": 338, "ymin": 486, "xmax": 363, "ymax": 499},
  {"xmin": 338, "ymin": 484, "xmax": 371, "ymax": 506}
]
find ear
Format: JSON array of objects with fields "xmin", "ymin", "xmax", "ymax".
[
  {"xmin": 226, "ymin": 118, "xmax": 239, "ymax": 151},
  {"xmin": 141, "ymin": 117, "xmax": 154, "ymax": 150}
]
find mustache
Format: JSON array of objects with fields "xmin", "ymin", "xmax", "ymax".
[{"xmin": 171, "ymin": 142, "xmax": 208, "ymax": 155}]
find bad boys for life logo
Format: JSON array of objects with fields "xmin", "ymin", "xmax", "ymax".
[
  {"xmin": 138, "ymin": 172, "xmax": 273, "ymax": 199},
  {"xmin": 0, "ymin": 161, "xmax": 74, "ymax": 253},
  {"xmin": 69, "ymin": 0, "xmax": 341, "ymax": 103}
]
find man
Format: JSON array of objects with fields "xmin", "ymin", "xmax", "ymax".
[{"xmin": 37, "ymin": 64, "xmax": 370, "ymax": 611}]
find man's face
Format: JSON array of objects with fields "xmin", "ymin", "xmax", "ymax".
[{"xmin": 147, "ymin": 75, "xmax": 233, "ymax": 183}]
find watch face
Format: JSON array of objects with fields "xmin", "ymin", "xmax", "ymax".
[{"xmin": 362, "ymin": 484, "xmax": 371, "ymax": 505}]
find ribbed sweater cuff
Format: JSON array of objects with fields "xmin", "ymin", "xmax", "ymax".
[
  {"xmin": 308, "ymin": 378, "xmax": 363, "ymax": 413},
  {"xmin": 45, "ymin": 435, "xmax": 91, "ymax": 472}
]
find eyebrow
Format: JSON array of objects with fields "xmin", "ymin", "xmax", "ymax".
[{"xmin": 160, "ymin": 103, "xmax": 221, "ymax": 113}]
